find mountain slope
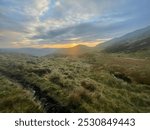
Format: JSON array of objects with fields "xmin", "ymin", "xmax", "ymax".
[{"xmin": 97, "ymin": 26, "xmax": 150, "ymax": 52}]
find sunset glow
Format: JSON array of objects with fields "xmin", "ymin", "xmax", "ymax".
[
  {"xmin": 0, "ymin": 0, "xmax": 150, "ymax": 48},
  {"xmin": 31, "ymin": 40, "xmax": 107, "ymax": 48}
]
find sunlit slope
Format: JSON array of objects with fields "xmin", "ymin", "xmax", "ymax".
[{"xmin": 55, "ymin": 45, "xmax": 94, "ymax": 56}]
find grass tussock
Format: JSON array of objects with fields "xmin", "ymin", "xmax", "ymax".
[
  {"xmin": 0, "ymin": 52, "xmax": 150, "ymax": 112},
  {"xmin": 0, "ymin": 76, "xmax": 42, "ymax": 112}
]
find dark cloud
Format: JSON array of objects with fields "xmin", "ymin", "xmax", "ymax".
[{"xmin": 31, "ymin": 19, "xmax": 131, "ymax": 44}]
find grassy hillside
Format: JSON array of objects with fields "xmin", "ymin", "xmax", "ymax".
[
  {"xmin": 0, "ymin": 51, "xmax": 150, "ymax": 112},
  {"xmin": 104, "ymin": 37, "xmax": 150, "ymax": 53},
  {"xmin": 97, "ymin": 26, "xmax": 150, "ymax": 53}
]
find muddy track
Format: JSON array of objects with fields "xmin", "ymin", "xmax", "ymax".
[{"xmin": 0, "ymin": 70, "xmax": 70, "ymax": 113}]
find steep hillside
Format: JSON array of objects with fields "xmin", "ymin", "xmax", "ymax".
[{"xmin": 97, "ymin": 26, "xmax": 150, "ymax": 53}]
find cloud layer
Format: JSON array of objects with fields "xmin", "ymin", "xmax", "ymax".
[{"xmin": 0, "ymin": 0, "xmax": 150, "ymax": 48}]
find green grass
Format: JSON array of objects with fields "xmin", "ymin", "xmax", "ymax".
[
  {"xmin": 0, "ymin": 52, "xmax": 150, "ymax": 112},
  {"xmin": 0, "ymin": 76, "xmax": 42, "ymax": 112}
]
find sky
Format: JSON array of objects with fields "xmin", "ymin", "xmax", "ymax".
[{"xmin": 0, "ymin": 0, "xmax": 150, "ymax": 48}]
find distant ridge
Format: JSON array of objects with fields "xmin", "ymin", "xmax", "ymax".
[
  {"xmin": 55, "ymin": 44, "xmax": 93, "ymax": 56},
  {"xmin": 0, "ymin": 48, "xmax": 58, "ymax": 56},
  {"xmin": 1, "ymin": 26, "xmax": 150, "ymax": 56},
  {"xmin": 0, "ymin": 45, "xmax": 93, "ymax": 56}
]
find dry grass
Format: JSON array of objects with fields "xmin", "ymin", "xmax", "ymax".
[{"xmin": 0, "ymin": 52, "xmax": 150, "ymax": 112}]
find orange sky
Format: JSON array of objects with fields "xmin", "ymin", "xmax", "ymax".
[
  {"xmin": 30, "ymin": 39, "xmax": 110, "ymax": 48},
  {"xmin": 12, "ymin": 38, "xmax": 111, "ymax": 48},
  {"xmin": 41, "ymin": 42, "xmax": 98, "ymax": 48}
]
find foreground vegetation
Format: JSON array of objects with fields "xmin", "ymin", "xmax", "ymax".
[
  {"xmin": 0, "ymin": 51, "xmax": 150, "ymax": 112},
  {"xmin": 0, "ymin": 76, "xmax": 42, "ymax": 112}
]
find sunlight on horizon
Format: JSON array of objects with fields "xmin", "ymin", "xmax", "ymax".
[{"xmin": 12, "ymin": 39, "xmax": 110, "ymax": 48}]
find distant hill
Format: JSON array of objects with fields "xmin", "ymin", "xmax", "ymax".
[
  {"xmin": 0, "ymin": 48, "xmax": 58, "ymax": 56},
  {"xmin": 0, "ymin": 45, "xmax": 94, "ymax": 57},
  {"xmin": 55, "ymin": 44, "xmax": 94, "ymax": 56},
  {"xmin": 96, "ymin": 26, "xmax": 150, "ymax": 52},
  {"xmin": 1, "ymin": 26, "xmax": 150, "ymax": 56}
]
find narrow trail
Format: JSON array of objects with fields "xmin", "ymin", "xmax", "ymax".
[{"xmin": 0, "ymin": 70, "xmax": 70, "ymax": 113}]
